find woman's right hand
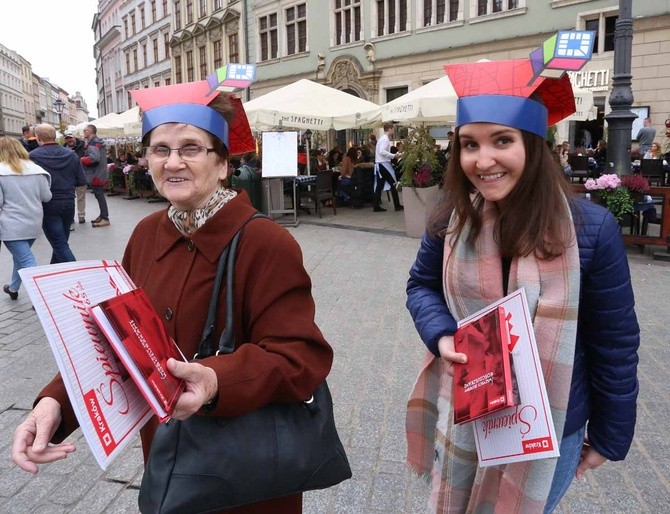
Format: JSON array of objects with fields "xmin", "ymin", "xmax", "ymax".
[
  {"xmin": 437, "ymin": 335, "xmax": 467, "ymax": 376},
  {"xmin": 11, "ymin": 397, "xmax": 76, "ymax": 474}
]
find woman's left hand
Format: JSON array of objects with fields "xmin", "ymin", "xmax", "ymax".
[
  {"xmin": 576, "ymin": 438, "xmax": 608, "ymax": 480},
  {"xmin": 167, "ymin": 358, "xmax": 218, "ymax": 420}
]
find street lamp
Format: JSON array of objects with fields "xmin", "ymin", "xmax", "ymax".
[
  {"xmin": 54, "ymin": 98, "xmax": 65, "ymax": 129},
  {"xmin": 604, "ymin": 0, "xmax": 635, "ymax": 175}
]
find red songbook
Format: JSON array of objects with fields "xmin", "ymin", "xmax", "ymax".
[
  {"xmin": 90, "ymin": 288, "xmax": 186, "ymax": 421},
  {"xmin": 452, "ymin": 306, "xmax": 516, "ymax": 425}
]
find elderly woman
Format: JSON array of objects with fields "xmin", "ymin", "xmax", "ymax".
[
  {"xmin": 0, "ymin": 137, "xmax": 52, "ymax": 300},
  {"xmin": 12, "ymin": 80, "xmax": 333, "ymax": 514}
]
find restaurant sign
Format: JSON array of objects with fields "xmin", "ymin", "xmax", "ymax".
[{"xmin": 568, "ymin": 69, "xmax": 610, "ymax": 92}]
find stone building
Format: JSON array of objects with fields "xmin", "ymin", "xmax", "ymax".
[
  {"xmin": 0, "ymin": 43, "xmax": 27, "ymax": 138},
  {"xmin": 246, "ymin": 0, "xmax": 670, "ymax": 151}
]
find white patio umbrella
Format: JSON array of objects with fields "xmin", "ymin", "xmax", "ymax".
[
  {"xmin": 243, "ymin": 79, "xmax": 381, "ymax": 130},
  {"xmin": 380, "ymin": 75, "xmax": 457, "ymax": 124}
]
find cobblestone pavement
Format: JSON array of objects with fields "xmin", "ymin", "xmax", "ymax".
[{"xmin": 0, "ymin": 194, "xmax": 668, "ymax": 513}]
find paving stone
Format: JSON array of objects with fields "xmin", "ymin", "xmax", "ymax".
[{"xmin": 0, "ymin": 197, "xmax": 668, "ymax": 512}]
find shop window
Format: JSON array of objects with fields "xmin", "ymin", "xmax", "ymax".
[
  {"xmin": 333, "ymin": 0, "xmax": 362, "ymax": 46},
  {"xmin": 385, "ymin": 86, "xmax": 408, "ymax": 102}
]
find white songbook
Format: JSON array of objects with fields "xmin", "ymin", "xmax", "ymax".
[{"xmin": 19, "ymin": 261, "xmax": 153, "ymax": 470}]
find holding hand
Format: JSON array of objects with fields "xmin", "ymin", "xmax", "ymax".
[
  {"xmin": 167, "ymin": 358, "xmax": 218, "ymax": 420},
  {"xmin": 437, "ymin": 335, "xmax": 467, "ymax": 376},
  {"xmin": 12, "ymin": 397, "xmax": 76, "ymax": 474}
]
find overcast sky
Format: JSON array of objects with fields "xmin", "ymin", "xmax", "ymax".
[{"xmin": 3, "ymin": 1, "xmax": 99, "ymax": 118}]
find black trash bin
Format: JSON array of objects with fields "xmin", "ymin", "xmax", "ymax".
[{"xmin": 232, "ymin": 164, "xmax": 263, "ymax": 211}]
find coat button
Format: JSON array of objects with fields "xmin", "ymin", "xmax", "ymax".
[
  {"xmin": 165, "ymin": 308, "xmax": 173, "ymax": 320},
  {"xmin": 187, "ymin": 241, "xmax": 195, "ymax": 251}
]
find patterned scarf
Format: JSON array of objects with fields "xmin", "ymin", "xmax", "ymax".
[
  {"xmin": 167, "ymin": 186, "xmax": 237, "ymax": 236},
  {"xmin": 406, "ymin": 197, "xmax": 580, "ymax": 513}
]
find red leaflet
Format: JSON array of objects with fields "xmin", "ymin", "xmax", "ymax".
[
  {"xmin": 453, "ymin": 306, "xmax": 517, "ymax": 425},
  {"xmin": 91, "ymin": 288, "xmax": 186, "ymax": 421}
]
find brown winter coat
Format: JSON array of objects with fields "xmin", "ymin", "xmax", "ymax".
[{"xmin": 38, "ymin": 191, "xmax": 333, "ymax": 513}]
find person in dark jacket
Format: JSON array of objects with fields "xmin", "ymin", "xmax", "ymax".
[
  {"xmin": 20, "ymin": 125, "xmax": 39, "ymax": 152},
  {"xmin": 404, "ymin": 58, "xmax": 639, "ymax": 514},
  {"xmin": 30, "ymin": 124, "xmax": 87, "ymax": 263},
  {"xmin": 81, "ymin": 124, "xmax": 110, "ymax": 227},
  {"xmin": 63, "ymin": 132, "xmax": 87, "ymax": 225}
]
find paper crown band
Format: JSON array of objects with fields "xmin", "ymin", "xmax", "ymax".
[
  {"xmin": 456, "ymin": 95, "xmax": 548, "ymax": 138},
  {"xmin": 141, "ymin": 103, "xmax": 229, "ymax": 146}
]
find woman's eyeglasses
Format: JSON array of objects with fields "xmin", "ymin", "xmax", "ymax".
[{"xmin": 144, "ymin": 145, "xmax": 215, "ymax": 161}]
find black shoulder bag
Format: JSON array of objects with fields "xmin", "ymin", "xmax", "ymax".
[{"xmin": 138, "ymin": 214, "xmax": 352, "ymax": 514}]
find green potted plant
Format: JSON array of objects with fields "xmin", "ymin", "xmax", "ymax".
[
  {"xmin": 584, "ymin": 174, "xmax": 634, "ymax": 222},
  {"xmin": 396, "ymin": 126, "xmax": 444, "ymax": 238}
]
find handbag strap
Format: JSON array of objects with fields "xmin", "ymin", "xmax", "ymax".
[{"xmin": 196, "ymin": 213, "xmax": 266, "ymax": 359}]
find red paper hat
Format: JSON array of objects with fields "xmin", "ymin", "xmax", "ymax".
[
  {"xmin": 444, "ymin": 59, "xmax": 576, "ymax": 138},
  {"xmin": 130, "ymin": 81, "xmax": 255, "ymax": 155}
]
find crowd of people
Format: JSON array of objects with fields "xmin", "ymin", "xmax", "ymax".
[{"xmin": 0, "ymin": 122, "xmax": 110, "ymax": 300}]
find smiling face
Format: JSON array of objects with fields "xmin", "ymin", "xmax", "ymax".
[
  {"xmin": 459, "ymin": 123, "xmax": 526, "ymax": 207},
  {"xmin": 147, "ymin": 123, "xmax": 229, "ymax": 211}
]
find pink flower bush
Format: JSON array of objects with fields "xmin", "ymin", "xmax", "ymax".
[
  {"xmin": 584, "ymin": 173, "xmax": 621, "ymax": 191},
  {"xmin": 123, "ymin": 164, "xmax": 135, "ymax": 174},
  {"xmin": 107, "ymin": 163, "xmax": 117, "ymax": 171}
]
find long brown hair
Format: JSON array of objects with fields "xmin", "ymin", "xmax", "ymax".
[{"xmin": 428, "ymin": 127, "xmax": 575, "ymax": 260}]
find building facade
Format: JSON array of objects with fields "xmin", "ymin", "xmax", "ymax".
[
  {"xmin": 168, "ymin": 0, "xmax": 245, "ymax": 87},
  {"xmin": 0, "ymin": 41, "xmax": 90, "ymax": 134},
  {"xmin": 0, "ymin": 43, "xmax": 28, "ymax": 138},
  {"xmin": 246, "ymin": 0, "xmax": 670, "ymax": 150}
]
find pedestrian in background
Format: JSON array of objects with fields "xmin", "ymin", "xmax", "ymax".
[
  {"xmin": 0, "ymin": 137, "xmax": 52, "ymax": 300},
  {"xmin": 19, "ymin": 125, "xmax": 39, "ymax": 153},
  {"xmin": 29, "ymin": 124, "xmax": 87, "ymax": 264},
  {"xmin": 63, "ymin": 131, "xmax": 87, "ymax": 224},
  {"xmin": 81, "ymin": 124, "xmax": 110, "ymax": 227},
  {"xmin": 636, "ymin": 117, "xmax": 656, "ymax": 155},
  {"xmin": 373, "ymin": 122, "xmax": 403, "ymax": 212},
  {"xmin": 405, "ymin": 58, "xmax": 639, "ymax": 513}
]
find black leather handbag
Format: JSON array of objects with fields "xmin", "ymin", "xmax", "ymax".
[{"xmin": 138, "ymin": 215, "xmax": 352, "ymax": 514}]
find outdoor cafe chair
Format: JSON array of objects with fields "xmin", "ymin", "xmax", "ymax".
[
  {"xmin": 568, "ymin": 155, "xmax": 590, "ymax": 184},
  {"xmin": 639, "ymin": 159, "xmax": 665, "ymax": 186}
]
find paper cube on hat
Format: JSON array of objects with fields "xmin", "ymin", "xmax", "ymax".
[
  {"xmin": 529, "ymin": 31, "xmax": 595, "ymax": 79},
  {"xmin": 445, "ymin": 59, "xmax": 577, "ymax": 138},
  {"xmin": 130, "ymin": 65, "xmax": 256, "ymax": 155}
]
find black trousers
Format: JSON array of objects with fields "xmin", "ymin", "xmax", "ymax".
[{"xmin": 373, "ymin": 163, "xmax": 401, "ymax": 209}]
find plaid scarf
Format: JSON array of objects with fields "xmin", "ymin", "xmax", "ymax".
[{"xmin": 406, "ymin": 197, "xmax": 580, "ymax": 513}]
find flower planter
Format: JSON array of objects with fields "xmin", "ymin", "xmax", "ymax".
[{"xmin": 402, "ymin": 184, "xmax": 440, "ymax": 238}]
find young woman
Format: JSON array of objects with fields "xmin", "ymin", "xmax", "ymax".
[
  {"xmin": 405, "ymin": 59, "xmax": 639, "ymax": 513},
  {"xmin": 0, "ymin": 137, "xmax": 52, "ymax": 299}
]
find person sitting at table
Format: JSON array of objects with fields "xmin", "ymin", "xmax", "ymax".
[
  {"xmin": 592, "ymin": 139, "xmax": 607, "ymax": 173},
  {"xmin": 327, "ymin": 146, "xmax": 343, "ymax": 169},
  {"xmin": 315, "ymin": 148, "xmax": 329, "ymax": 171},
  {"xmin": 643, "ymin": 141, "xmax": 663, "ymax": 160},
  {"xmin": 337, "ymin": 147, "xmax": 358, "ymax": 204}
]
